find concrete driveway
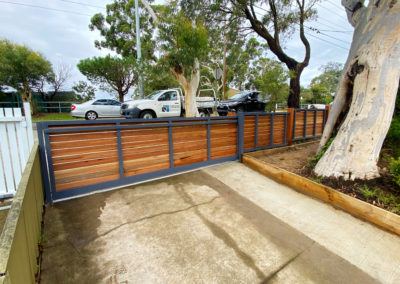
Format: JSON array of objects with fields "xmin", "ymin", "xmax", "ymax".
[{"xmin": 41, "ymin": 162, "xmax": 400, "ymax": 283}]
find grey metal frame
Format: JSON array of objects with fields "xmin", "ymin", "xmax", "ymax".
[
  {"xmin": 38, "ymin": 116, "xmax": 239, "ymax": 202},
  {"xmin": 38, "ymin": 109, "xmax": 328, "ymax": 202},
  {"xmin": 292, "ymin": 109, "xmax": 327, "ymax": 141},
  {"xmin": 242, "ymin": 112, "xmax": 289, "ymax": 153}
]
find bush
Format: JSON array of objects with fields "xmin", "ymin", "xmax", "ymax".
[{"xmin": 389, "ymin": 157, "xmax": 400, "ymax": 187}]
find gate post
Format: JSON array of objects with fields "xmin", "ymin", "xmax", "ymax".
[
  {"xmin": 325, "ymin": 105, "xmax": 331, "ymax": 124},
  {"xmin": 237, "ymin": 113, "xmax": 244, "ymax": 161},
  {"xmin": 286, "ymin": 108, "xmax": 295, "ymax": 146}
]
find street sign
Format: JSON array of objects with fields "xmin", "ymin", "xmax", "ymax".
[{"xmin": 213, "ymin": 67, "xmax": 223, "ymax": 80}]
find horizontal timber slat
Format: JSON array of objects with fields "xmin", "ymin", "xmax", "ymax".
[{"xmin": 39, "ymin": 109, "xmax": 328, "ymax": 201}]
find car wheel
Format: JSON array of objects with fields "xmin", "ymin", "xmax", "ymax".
[
  {"xmin": 236, "ymin": 107, "xmax": 244, "ymax": 113},
  {"xmin": 85, "ymin": 111, "xmax": 98, "ymax": 120},
  {"xmin": 199, "ymin": 111, "xmax": 206, "ymax": 117},
  {"xmin": 140, "ymin": 110, "xmax": 155, "ymax": 119}
]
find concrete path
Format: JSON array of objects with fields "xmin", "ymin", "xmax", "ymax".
[{"xmin": 41, "ymin": 162, "xmax": 400, "ymax": 283}]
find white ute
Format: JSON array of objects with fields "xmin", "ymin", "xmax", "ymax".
[{"xmin": 120, "ymin": 89, "xmax": 217, "ymax": 119}]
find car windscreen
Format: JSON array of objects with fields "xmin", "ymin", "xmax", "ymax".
[
  {"xmin": 230, "ymin": 92, "xmax": 249, "ymax": 100},
  {"xmin": 146, "ymin": 90, "xmax": 163, "ymax": 100}
]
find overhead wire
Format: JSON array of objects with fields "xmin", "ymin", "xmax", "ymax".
[
  {"xmin": 58, "ymin": 0, "xmax": 106, "ymax": 10},
  {"xmin": 251, "ymin": 4, "xmax": 351, "ymax": 49},
  {"xmin": 0, "ymin": 0, "xmax": 94, "ymax": 16}
]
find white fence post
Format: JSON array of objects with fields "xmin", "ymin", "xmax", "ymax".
[
  {"xmin": 0, "ymin": 103, "xmax": 34, "ymax": 197},
  {"xmin": 23, "ymin": 102, "xmax": 34, "ymax": 150}
]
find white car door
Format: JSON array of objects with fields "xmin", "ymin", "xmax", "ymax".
[
  {"xmin": 107, "ymin": 100, "xmax": 122, "ymax": 117},
  {"xmin": 91, "ymin": 99, "xmax": 109, "ymax": 117},
  {"xmin": 157, "ymin": 91, "xmax": 181, "ymax": 117}
]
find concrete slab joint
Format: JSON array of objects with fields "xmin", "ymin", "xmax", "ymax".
[{"xmin": 39, "ymin": 162, "xmax": 400, "ymax": 283}]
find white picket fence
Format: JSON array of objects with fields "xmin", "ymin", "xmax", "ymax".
[{"xmin": 0, "ymin": 103, "xmax": 34, "ymax": 197}]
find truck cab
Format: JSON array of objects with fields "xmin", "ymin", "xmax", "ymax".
[
  {"xmin": 121, "ymin": 88, "xmax": 217, "ymax": 119},
  {"xmin": 121, "ymin": 89, "xmax": 183, "ymax": 119}
]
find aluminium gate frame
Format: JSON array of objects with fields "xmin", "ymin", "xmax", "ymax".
[{"xmin": 37, "ymin": 112, "xmax": 294, "ymax": 203}]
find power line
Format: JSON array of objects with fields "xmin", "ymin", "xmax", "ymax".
[
  {"xmin": 317, "ymin": 3, "xmax": 348, "ymax": 21},
  {"xmin": 318, "ymin": 29, "xmax": 352, "ymax": 33},
  {"xmin": 326, "ymin": 0, "xmax": 343, "ymax": 10},
  {"xmin": 316, "ymin": 18, "xmax": 352, "ymax": 32},
  {"xmin": 58, "ymin": 0, "xmax": 106, "ymax": 10},
  {"xmin": 304, "ymin": 31, "xmax": 349, "ymax": 50},
  {"xmin": 250, "ymin": 4, "xmax": 351, "ymax": 50},
  {"xmin": 253, "ymin": 3, "xmax": 351, "ymax": 33},
  {"xmin": 0, "ymin": 0, "xmax": 93, "ymax": 16},
  {"xmin": 305, "ymin": 26, "xmax": 351, "ymax": 45}
]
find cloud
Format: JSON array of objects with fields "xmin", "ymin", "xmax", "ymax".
[{"xmin": 0, "ymin": 0, "xmax": 354, "ymax": 97}]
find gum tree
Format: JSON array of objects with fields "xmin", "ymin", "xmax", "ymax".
[
  {"xmin": 315, "ymin": 0, "xmax": 400, "ymax": 180},
  {"xmin": 158, "ymin": 4, "xmax": 209, "ymax": 117}
]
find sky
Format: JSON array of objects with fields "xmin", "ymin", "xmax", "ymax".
[{"xmin": 0, "ymin": 0, "xmax": 354, "ymax": 99}]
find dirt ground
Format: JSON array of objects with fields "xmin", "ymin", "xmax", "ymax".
[
  {"xmin": 255, "ymin": 141, "xmax": 319, "ymax": 174},
  {"xmin": 254, "ymin": 141, "xmax": 400, "ymax": 215}
]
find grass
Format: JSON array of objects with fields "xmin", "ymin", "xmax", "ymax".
[
  {"xmin": 358, "ymin": 185, "xmax": 400, "ymax": 214},
  {"xmin": 310, "ymin": 176, "xmax": 324, "ymax": 183},
  {"xmin": 32, "ymin": 113, "xmax": 82, "ymax": 121}
]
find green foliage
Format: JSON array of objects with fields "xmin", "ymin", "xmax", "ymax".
[
  {"xmin": 89, "ymin": 0, "xmax": 155, "ymax": 59},
  {"xmin": 302, "ymin": 62, "xmax": 342, "ymax": 104},
  {"xmin": 307, "ymin": 138, "xmax": 334, "ymax": 168},
  {"xmin": 389, "ymin": 157, "xmax": 400, "ymax": 187},
  {"xmin": 142, "ymin": 64, "xmax": 179, "ymax": 97},
  {"xmin": 384, "ymin": 89, "xmax": 400, "ymax": 157},
  {"xmin": 77, "ymin": 55, "xmax": 138, "ymax": 102},
  {"xmin": 158, "ymin": 5, "xmax": 209, "ymax": 75},
  {"xmin": 72, "ymin": 81, "xmax": 96, "ymax": 102},
  {"xmin": 358, "ymin": 185, "xmax": 399, "ymax": 213},
  {"xmin": 310, "ymin": 176, "xmax": 324, "ymax": 183},
  {"xmin": 32, "ymin": 113, "xmax": 81, "ymax": 121},
  {"xmin": 358, "ymin": 185, "xmax": 378, "ymax": 200},
  {"xmin": 311, "ymin": 62, "xmax": 343, "ymax": 95},
  {"xmin": 0, "ymin": 39, "xmax": 53, "ymax": 102},
  {"xmin": 310, "ymin": 83, "xmax": 332, "ymax": 104},
  {"xmin": 249, "ymin": 58, "xmax": 289, "ymax": 109}
]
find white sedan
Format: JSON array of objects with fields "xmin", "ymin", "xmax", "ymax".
[{"xmin": 71, "ymin": 99, "xmax": 122, "ymax": 120}]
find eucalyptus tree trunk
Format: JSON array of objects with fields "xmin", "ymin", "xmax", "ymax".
[
  {"xmin": 172, "ymin": 58, "xmax": 200, "ymax": 117},
  {"xmin": 315, "ymin": 0, "xmax": 400, "ymax": 180}
]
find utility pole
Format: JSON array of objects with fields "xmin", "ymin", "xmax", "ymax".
[
  {"xmin": 222, "ymin": 26, "xmax": 227, "ymax": 100},
  {"xmin": 135, "ymin": 0, "xmax": 144, "ymax": 99}
]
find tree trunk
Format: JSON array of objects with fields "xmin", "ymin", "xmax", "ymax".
[
  {"xmin": 117, "ymin": 88, "xmax": 124, "ymax": 102},
  {"xmin": 21, "ymin": 82, "xmax": 31, "ymax": 102},
  {"xmin": 288, "ymin": 70, "xmax": 301, "ymax": 108},
  {"xmin": 172, "ymin": 58, "xmax": 200, "ymax": 117},
  {"xmin": 315, "ymin": 0, "xmax": 400, "ymax": 180}
]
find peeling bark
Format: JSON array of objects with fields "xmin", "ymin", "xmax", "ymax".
[
  {"xmin": 316, "ymin": 0, "xmax": 400, "ymax": 180},
  {"xmin": 172, "ymin": 58, "xmax": 200, "ymax": 117}
]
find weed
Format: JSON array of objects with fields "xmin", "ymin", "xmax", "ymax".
[
  {"xmin": 358, "ymin": 185, "xmax": 377, "ymax": 200},
  {"xmin": 307, "ymin": 138, "xmax": 334, "ymax": 168},
  {"xmin": 310, "ymin": 176, "xmax": 324, "ymax": 183},
  {"xmin": 389, "ymin": 157, "xmax": 400, "ymax": 187}
]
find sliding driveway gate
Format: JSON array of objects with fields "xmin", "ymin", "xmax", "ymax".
[{"xmin": 37, "ymin": 108, "xmax": 328, "ymax": 202}]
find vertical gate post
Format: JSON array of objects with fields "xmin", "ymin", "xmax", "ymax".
[
  {"xmin": 325, "ymin": 105, "xmax": 331, "ymax": 124},
  {"xmin": 37, "ymin": 122, "xmax": 52, "ymax": 204},
  {"xmin": 286, "ymin": 108, "xmax": 295, "ymax": 145},
  {"xmin": 237, "ymin": 113, "xmax": 244, "ymax": 161},
  {"xmin": 116, "ymin": 122, "xmax": 124, "ymax": 179}
]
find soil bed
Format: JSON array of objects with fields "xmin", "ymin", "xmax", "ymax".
[{"xmin": 254, "ymin": 141, "xmax": 400, "ymax": 215}]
